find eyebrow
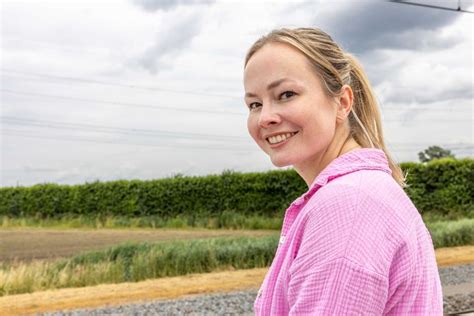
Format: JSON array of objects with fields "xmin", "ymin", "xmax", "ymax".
[{"xmin": 245, "ymin": 78, "xmax": 294, "ymax": 98}]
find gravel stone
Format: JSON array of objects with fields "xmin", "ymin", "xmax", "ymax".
[
  {"xmin": 38, "ymin": 264, "xmax": 474, "ymax": 316},
  {"xmin": 440, "ymin": 263, "xmax": 474, "ymax": 286}
]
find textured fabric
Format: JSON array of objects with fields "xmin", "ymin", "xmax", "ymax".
[{"xmin": 254, "ymin": 148, "xmax": 443, "ymax": 315}]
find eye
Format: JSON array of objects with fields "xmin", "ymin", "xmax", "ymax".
[
  {"xmin": 280, "ymin": 91, "xmax": 296, "ymax": 100},
  {"xmin": 248, "ymin": 102, "xmax": 262, "ymax": 111}
]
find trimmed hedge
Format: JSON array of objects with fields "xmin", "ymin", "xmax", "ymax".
[
  {"xmin": 0, "ymin": 158, "xmax": 472, "ymax": 220},
  {"xmin": 402, "ymin": 158, "xmax": 473, "ymax": 219}
]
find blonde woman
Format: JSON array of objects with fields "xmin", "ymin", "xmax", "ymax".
[{"xmin": 243, "ymin": 28, "xmax": 443, "ymax": 315}]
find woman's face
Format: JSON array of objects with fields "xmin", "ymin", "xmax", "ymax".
[{"xmin": 244, "ymin": 42, "xmax": 339, "ymax": 169}]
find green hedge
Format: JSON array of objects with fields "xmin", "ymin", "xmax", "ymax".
[
  {"xmin": 402, "ymin": 158, "xmax": 473, "ymax": 219},
  {"xmin": 0, "ymin": 158, "xmax": 472, "ymax": 220}
]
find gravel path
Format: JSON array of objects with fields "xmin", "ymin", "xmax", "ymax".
[{"xmin": 39, "ymin": 263, "xmax": 474, "ymax": 316}]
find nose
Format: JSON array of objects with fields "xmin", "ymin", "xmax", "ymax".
[{"xmin": 257, "ymin": 103, "xmax": 281, "ymax": 128}]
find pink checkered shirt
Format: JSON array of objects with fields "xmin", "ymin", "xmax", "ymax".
[{"xmin": 254, "ymin": 148, "xmax": 443, "ymax": 315}]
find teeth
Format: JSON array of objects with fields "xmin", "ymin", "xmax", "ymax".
[{"xmin": 267, "ymin": 132, "xmax": 296, "ymax": 144}]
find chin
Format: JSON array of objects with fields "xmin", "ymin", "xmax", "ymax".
[{"xmin": 270, "ymin": 156, "xmax": 293, "ymax": 168}]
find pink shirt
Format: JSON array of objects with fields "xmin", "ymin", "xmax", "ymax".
[{"xmin": 254, "ymin": 148, "xmax": 443, "ymax": 315}]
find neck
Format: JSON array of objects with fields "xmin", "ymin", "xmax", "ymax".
[{"xmin": 294, "ymin": 130, "xmax": 361, "ymax": 187}]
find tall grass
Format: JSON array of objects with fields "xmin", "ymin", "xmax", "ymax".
[
  {"xmin": 0, "ymin": 211, "xmax": 283, "ymax": 230},
  {"xmin": 1, "ymin": 211, "xmax": 470, "ymax": 231},
  {"xmin": 0, "ymin": 235, "xmax": 278, "ymax": 296},
  {"xmin": 426, "ymin": 218, "xmax": 474, "ymax": 248},
  {"xmin": 1, "ymin": 218, "xmax": 472, "ymax": 297}
]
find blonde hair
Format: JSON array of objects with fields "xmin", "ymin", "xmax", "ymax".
[{"xmin": 245, "ymin": 27, "xmax": 406, "ymax": 187}]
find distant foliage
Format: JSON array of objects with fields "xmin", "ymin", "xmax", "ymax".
[
  {"xmin": 418, "ymin": 145, "xmax": 455, "ymax": 163},
  {"xmin": 402, "ymin": 157, "xmax": 473, "ymax": 219},
  {"xmin": 0, "ymin": 159, "xmax": 472, "ymax": 220}
]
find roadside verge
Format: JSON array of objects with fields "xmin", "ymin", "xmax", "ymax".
[{"xmin": 1, "ymin": 245, "xmax": 473, "ymax": 316}]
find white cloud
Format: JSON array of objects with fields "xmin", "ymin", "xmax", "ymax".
[{"xmin": 1, "ymin": 0, "xmax": 472, "ymax": 187}]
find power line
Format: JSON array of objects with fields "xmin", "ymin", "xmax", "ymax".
[
  {"xmin": 0, "ymin": 68, "xmax": 242, "ymax": 99},
  {"xmin": 3, "ymin": 123, "xmax": 470, "ymax": 150},
  {"xmin": 380, "ymin": 105, "xmax": 472, "ymax": 112},
  {"xmin": 3, "ymin": 72, "xmax": 471, "ymax": 115},
  {"xmin": 0, "ymin": 89, "xmax": 246, "ymax": 116},
  {"xmin": 388, "ymin": 142, "xmax": 473, "ymax": 148},
  {"xmin": 392, "ymin": 148, "xmax": 473, "ymax": 153},
  {"xmin": 388, "ymin": 0, "xmax": 474, "ymax": 13},
  {"xmin": 383, "ymin": 118, "xmax": 472, "ymax": 123},
  {"xmin": 3, "ymin": 128, "xmax": 471, "ymax": 157},
  {"xmin": 4, "ymin": 73, "xmax": 470, "ymax": 113},
  {"xmin": 0, "ymin": 116, "xmax": 248, "ymax": 141},
  {"xmin": 4, "ymin": 129, "xmax": 471, "ymax": 155},
  {"xmin": 2, "ymin": 97, "xmax": 471, "ymax": 123},
  {"xmin": 1, "ymin": 130, "xmax": 256, "ymax": 152},
  {"xmin": 2, "ymin": 36, "xmax": 121, "ymax": 58},
  {"xmin": 3, "ymin": 86, "xmax": 471, "ymax": 118}
]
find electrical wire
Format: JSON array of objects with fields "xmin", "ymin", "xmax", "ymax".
[
  {"xmin": 0, "ymin": 116, "xmax": 248, "ymax": 141},
  {"xmin": 3, "ymin": 73, "xmax": 471, "ymax": 113},
  {"xmin": 4, "ymin": 73, "xmax": 471, "ymax": 114},
  {"xmin": 387, "ymin": 0, "xmax": 474, "ymax": 13},
  {"xmin": 3, "ymin": 126, "xmax": 471, "ymax": 153},
  {"xmin": 0, "ymin": 89, "xmax": 246, "ymax": 116},
  {"xmin": 0, "ymin": 68, "xmax": 242, "ymax": 99},
  {"xmin": 1, "ymin": 130, "xmax": 256, "ymax": 152}
]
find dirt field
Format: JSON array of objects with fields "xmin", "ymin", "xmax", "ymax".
[
  {"xmin": 0, "ymin": 228, "xmax": 473, "ymax": 315},
  {"xmin": 0, "ymin": 227, "xmax": 472, "ymax": 266},
  {"xmin": 0, "ymin": 228, "xmax": 279, "ymax": 264}
]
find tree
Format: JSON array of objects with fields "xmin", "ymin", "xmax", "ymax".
[{"xmin": 418, "ymin": 145, "xmax": 455, "ymax": 163}]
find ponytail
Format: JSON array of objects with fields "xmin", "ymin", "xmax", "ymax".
[{"xmin": 346, "ymin": 53, "xmax": 406, "ymax": 187}]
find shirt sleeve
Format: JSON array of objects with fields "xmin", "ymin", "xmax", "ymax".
[{"xmin": 287, "ymin": 256, "xmax": 388, "ymax": 315}]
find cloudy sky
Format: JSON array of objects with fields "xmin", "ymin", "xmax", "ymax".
[{"xmin": 1, "ymin": 0, "xmax": 472, "ymax": 187}]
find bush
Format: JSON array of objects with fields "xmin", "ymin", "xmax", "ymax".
[{"xmin": 0, "ymin": 159, "xmax": 472, "ymax": 221}]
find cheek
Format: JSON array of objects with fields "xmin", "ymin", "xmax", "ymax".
[
  {"xmin": 247, "ymin": 116, "xmax": 269, "ymax": 152},
  {"xmin": 314, "ymin": 117, "xmax": 337, "ymax": 143},
  {"xmin": 247, "ymin": 116, "xmax": 259, "ymax": 141},
  {"xmin": 304, "ymin": 110, "xmax": 337, "ymax": 142}
]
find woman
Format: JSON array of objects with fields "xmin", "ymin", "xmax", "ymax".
[{"xmin": 243, "ymin": 28, "xmax": 443, "ymax": 315}]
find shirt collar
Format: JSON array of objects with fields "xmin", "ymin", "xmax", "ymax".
[{"xmin": 292, "ymin": 148, "xmax": 392, "ymax": 206}]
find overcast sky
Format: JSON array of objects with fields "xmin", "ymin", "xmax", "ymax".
[{"xmin": 1, "ymin": 0, "xmax": 473, "ymax": 187}]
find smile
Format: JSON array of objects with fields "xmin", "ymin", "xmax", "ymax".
[{"xmin": 266, "ymin": 132, "xmax": 298, "ymax": 145}]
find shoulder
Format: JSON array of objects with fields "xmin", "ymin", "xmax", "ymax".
[
  {"xmin": 307, "ymin": 168, "xmax": 418, "ymax": 226},
  {"xmin": 304, "ymin": 169, "xmax": 397, "ymax": 224},
  {"xmin": 299, "ymin": 169, "xmax": 419, "ymax": 275}
]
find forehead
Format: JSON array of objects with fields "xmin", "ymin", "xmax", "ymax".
[{"xmin": 244, "ymin": 42, "xmax": 317, "ymax": 90}]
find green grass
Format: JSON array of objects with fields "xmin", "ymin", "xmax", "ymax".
[
  {"xmin": 0, "ymin": 217, "xmax": 472, "ymax": 297},
  {"xmin": 426, "ymin": 218, "xmax": 474, "ymax": 248},
  {"xmin": 0, "ymin": 235, "xmax": 279, "ymax": 297},
  {"xmin": 0, "ymin": 211, "xmax": 283, "ymax": 230},
  {"xmin": 1, "ymin": 210, "xmax": 471, "ymax": 231}
]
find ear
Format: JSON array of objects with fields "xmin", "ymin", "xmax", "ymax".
[{"xmin": 335, "ymin": 85, "xmax": 353, "ymax": 124}]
